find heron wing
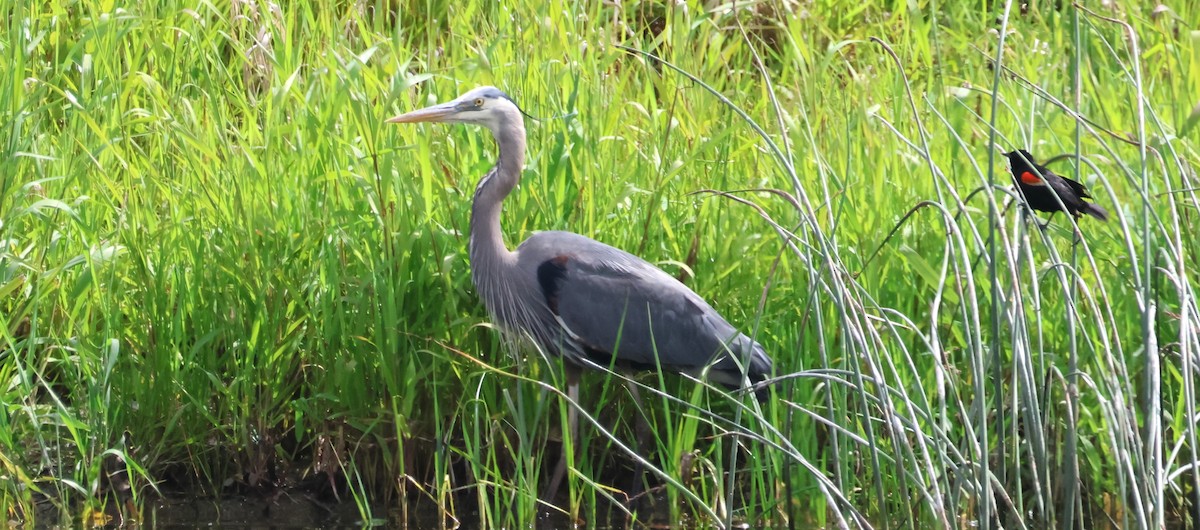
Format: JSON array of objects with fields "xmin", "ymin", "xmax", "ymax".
[{"xmin": 520, "ymin": 231, "xmax": 769, "ymax": 380}]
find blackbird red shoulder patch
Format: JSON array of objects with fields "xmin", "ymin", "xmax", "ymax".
[{"xmin": 1019, "ymin": 171, "xmax": 1046, "ymax": 186}]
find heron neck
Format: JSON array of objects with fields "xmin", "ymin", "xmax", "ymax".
[{"xmin": 469, "ymin": 116, "xmax": 526, "ymax": 273}]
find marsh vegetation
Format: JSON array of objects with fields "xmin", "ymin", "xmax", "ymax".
[{"xmin": 1, "ymin": 1, "xmax": 1198, "ymax": 528}]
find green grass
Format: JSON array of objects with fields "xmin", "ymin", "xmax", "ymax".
[{"xmin": 2, "ymin": 0, "xmax": 1198, "ymax": 527}]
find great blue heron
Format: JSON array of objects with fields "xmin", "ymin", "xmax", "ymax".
[{"xmin": 387, "ymin": 85, "xmax": 773, "ymax": 497}]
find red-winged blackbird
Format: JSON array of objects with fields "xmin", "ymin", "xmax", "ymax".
[{"xmin": 1005, "ymin": 149, "xmax": 1108, "ymax": 222}]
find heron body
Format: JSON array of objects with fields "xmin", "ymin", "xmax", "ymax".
[
  {"xmin": 1005, "ymin": 149, "xmax": 1108, "ymax": 222},
  {"xmin": 515, "ymin": 230, "xmax": 773, "ymax": 387},
  {"xmin": 389, "ymin": 86, "xmax": 773, "ymax": 392}
]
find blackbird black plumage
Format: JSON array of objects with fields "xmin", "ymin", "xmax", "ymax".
[{"xmin": 1005, "ymin": 149, "xmax": 1108, "ymax": 222}]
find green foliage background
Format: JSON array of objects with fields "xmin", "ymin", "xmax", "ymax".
[{"xmin": 1, "ymin": 0, "xmax": 1197, "ymax": 527}]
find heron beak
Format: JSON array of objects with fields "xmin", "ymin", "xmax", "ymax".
[{"xmin": 386, "ymin": 102, "xmax": 457, "ymax": 124}]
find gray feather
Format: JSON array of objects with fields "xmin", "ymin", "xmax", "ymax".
[{"xmin": 516, "ymin": 231, "xmax": 773, "ymax": 387}]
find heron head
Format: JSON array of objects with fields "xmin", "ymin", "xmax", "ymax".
[{"xmin": 387, "ymin": 86, "xmax": 519, "ymax": 129}]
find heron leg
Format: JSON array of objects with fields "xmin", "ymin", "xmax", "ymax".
[
  {"xmin": 543, "ymin": 364, "xmax": 580, "ymax": 503},
  {"xmin": 624, "ymin": 381, "xmax": 652, "ymax": 504}
]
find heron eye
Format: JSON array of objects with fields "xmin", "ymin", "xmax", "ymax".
[{"xmin": 474, "ymin": 98, "xmax": 484, "ymax": 107}]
